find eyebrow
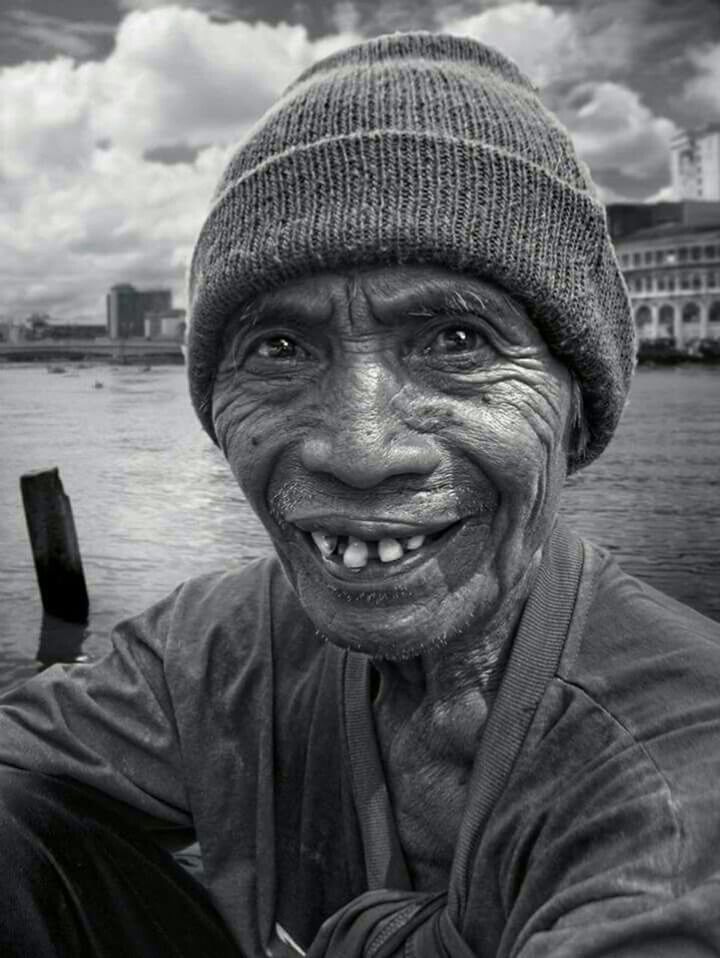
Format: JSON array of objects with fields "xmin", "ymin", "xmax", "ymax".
[
  {"xmin": 368, "ymin": 278, "xmax": 529, "ymax": 340},
  {"xmin": 400, "ymin": 286, "xmax": 524, "ymax": 323},
  {"xmin": 247, "ymin": 288, "xmax": 334, "ymax": 329},
  {"xmin": 317, "ymin": 268, "xmax": 523, "ymax": 321}
]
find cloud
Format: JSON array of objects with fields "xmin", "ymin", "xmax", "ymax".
[
  {"xmin": 682, "ymin": 43, "xmax": 720, "ymax": 119},
  {"xmin": 1, "ymin": 57, "xmax": 95, "ymax": 180},
  {"xmin": 94, "ymin": 11, "xmax": 296, "ymax": 152},
  {"xmin": 0, "ymin": 142, "xmax": 232, "ymax": 321},
  {"xmin": 441, "ymin": 0, "xmax": 648, "ymax": 89},
  {"xmin": 558, "ymin": 81, "xmax": 676, "ymax": 181},
  {"xmin": 443, "ymin": 2, "xmax": 579, "ymax": 87},
  {"xmin": 0, "ymin": 9, "xmax": 113, "ymax": 62},
  {"xmin": 115, "ymin": 0, "xmax": 238, "ymax": 18},
  {"xmin": 443, "ymin": 2, "xmax": 676, "ymax": 188},
  {"xmin": 0, "ymin": 6, "xmax": 362, "ymax": 321},
  {"xmin": 331, "ymin": 1, "xmax": 362, "ymax": 35},
  {"xmin": 1, "ymin": 5, "xmax": 362, "ymax": 179}
]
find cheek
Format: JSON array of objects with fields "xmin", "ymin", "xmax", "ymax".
[
  {"xmin": 427, "ymin": 379, "xmax": 570, "ymax": 563},
  {"xmin": 459, "ymin": 398, "xmax": 564, "ymax": 495},
  {"xmin": 212, "ymin": 384, "xmax": 279, "ymax": 495},
  {"xmin": 212, "ymin": 379, "xmax": 324, "ymax": 522}
]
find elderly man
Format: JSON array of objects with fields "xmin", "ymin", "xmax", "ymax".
[{"xmin": 1, "ymin": 31, "xmax": 720, "ymax": 958}]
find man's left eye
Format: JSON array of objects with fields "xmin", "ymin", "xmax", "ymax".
[
  {"xmin": 425, "ymin": 327, "xmax": 485, "ymax": 355},
  {"xmin": 254, "ymin": 336, "xmax": 301, "ymax": 359}
]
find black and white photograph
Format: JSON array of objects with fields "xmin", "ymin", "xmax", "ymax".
[{"xmin": 1, "ymin": 0, "xmax": 719, "ymax": 953}]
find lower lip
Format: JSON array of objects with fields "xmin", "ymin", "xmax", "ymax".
[{"xmin": 301, "ymin": 521, "xmax": 465, "ymax": 589}]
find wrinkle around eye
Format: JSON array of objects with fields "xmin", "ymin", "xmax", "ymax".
[
  {"xmin": 413, "ymin": 306, "xmax": 545, "ymax": 360},
  {"xmin": 212, "ymin": 398, "xmax": 252, "ymax": 449},
  {"xmin": 223, "ymin": 323, "xmax": 319, "ymax": 373}
]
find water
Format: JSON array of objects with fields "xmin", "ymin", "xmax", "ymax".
[
  {"xmin": 1, "ymin": 363, "xmax": 718, "ymax": 693},
  {"xmin": 0, "ymin": 364, "xmax": 273, "ymax": 691}
]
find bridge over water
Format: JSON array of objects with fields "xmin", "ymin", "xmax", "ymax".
[{"xmin": 0, "ymin": 339, "xmax": 184, "ymax": 363}]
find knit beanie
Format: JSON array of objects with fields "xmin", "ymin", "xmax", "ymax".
[{"xmin": 187, "ymin": 31, "xmax": 635, "ymax": 470}]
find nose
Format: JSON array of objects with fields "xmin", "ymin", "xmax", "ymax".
[{"xmin": 300, "ymin": 361, "xmax": 441, "ymax": 489}]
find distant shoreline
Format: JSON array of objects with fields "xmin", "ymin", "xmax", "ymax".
[
  {"xmin": 637, "ymin": 344, "xmax": 720, "ymax": 367},
  {"xmin": 0, "ymin": 340, "xmax": 184, "ymax": 365}
]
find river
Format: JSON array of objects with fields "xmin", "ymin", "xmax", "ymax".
[{"xmin": 1, "ymin": 362, "xmax": 718, "ymax": 693}]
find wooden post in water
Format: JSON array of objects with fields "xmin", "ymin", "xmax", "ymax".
[{"xmin": 20, "ymin": 468, "xmax": 89, "ymax": 623}]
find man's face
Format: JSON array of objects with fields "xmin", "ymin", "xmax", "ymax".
[{"xmin": 212, "ymin": 264, "xmax": 573, "ymax": 659}]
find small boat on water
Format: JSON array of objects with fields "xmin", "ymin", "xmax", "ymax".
[
  {"xmin": 47, "ymin": 365, "xmax": 66, "ymax": 374},
  {"xmin": 92, "ymin": 381, "xmax": 104, "ymax": 389}
]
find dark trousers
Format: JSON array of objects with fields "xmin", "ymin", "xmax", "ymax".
[{"xmin": 0, "ymin": 768, "xmax": 241, "ymax": 956}]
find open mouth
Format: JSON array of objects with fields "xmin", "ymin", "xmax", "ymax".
[{"xmin": 296, "ymin": 520, "xmax": 463, "ymax": 581}]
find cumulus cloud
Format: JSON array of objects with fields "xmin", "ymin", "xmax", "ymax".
[
  {"xmin": 0, "ymin": 140, "xmax": 232, "ymax": 320},
  {"xmin": 558, "ymin": 81, "xmax": 676, "ymax": 181},
  {"xmin": 0, "ymin": 6, "xmax": 360, "ymax": 321},
  {"xmin": 95, "ymin": 12, "xmax": 308, "ymax": 152},
  {"xmin": 442, "ymin": 0, "xmax": 643, "ymax": 89},
  {"xmin": 443, "ymin": 2, "xmax": 676, "ymax": 187},
  {"xmin": 443, "ymin": 2, "xmax": 579, "ymax": 87}
]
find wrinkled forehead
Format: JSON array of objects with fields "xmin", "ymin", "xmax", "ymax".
[{"xmin": 222, "ymin": 264, "xmax": 546, "ymax": 347}]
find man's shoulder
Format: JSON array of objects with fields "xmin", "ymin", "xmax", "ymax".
[
  {"xmin": 143, "ymin": 555, "xmax": 322, "ymax": 670},
  {"xmin": 558, "ymin": 541, "xmax": 720, "ymax": 745},
  {"xmin": 573, "ymin": 544, "xmax": 720, "ymax": 669},
  {"xmin": 173, "ymin": 554, "xmax": 294, "ymax": 620}
]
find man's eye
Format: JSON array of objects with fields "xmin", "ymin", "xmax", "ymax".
[
  {"xmin": 254, "ymin": 336, "xmax": 300, "ymax": 359},
  {"xmin": 426, "ymin": 327, "xmax": 485, "ymax": 355}
]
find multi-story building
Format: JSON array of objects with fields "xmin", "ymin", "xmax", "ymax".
[
  {"xmin": 106, "ymin": 284, "xmax": 142, "ymax": 338},
  {"xmin": 106, "ymin": 284, "xmax": 173, "ymax": 339},
  {"xmin": 609, "ymin": 201, "xmax": 720, "ymax": 347},
  {"xmin": 671, "ymin": 125, "xmax": 720, "ymax": 201},
  {"xmin": 137, "ymin": 288, "xmax": 172, "ymax": 320}
]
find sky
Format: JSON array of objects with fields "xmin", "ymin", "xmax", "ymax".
[{"xmin": 1, "ymin": 0, "xmax": 720, "ymax": 323}]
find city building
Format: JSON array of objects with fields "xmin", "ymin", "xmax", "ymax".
[
  {"xmin": 106, "ymin": 284, "xmax": 172, "ymax": 339},
  {"xmin": 609, "ymin": 201, "xmax": 720, "ymax": 347},
  {"xmin": 0, "ymin": 316, "xmax": 105, "ymax": 342},
  {"xmin": 670, "ymin": 124, "xmax": 720, "ymax": 201},
  {"xmin": 138, "ymin": 288, "xmax": 173, "ymax": 320},
  {"xmin": 143, "ymin": 307, "xmax": 186, "ymax": 341}
]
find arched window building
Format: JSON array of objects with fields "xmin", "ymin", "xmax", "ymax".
[{"xmin": 609, "ymin": 201, "xmax": 720, "ymax": 349}]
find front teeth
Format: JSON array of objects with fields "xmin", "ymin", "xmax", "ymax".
[
  {"xmin": 311, "ymin": 531, "xmax": 338, "ymax": 557},
  {"xmin": 378, "ymin": 537, "xmax": 404, "ymax": 562},
  {"xmin": 343, "ymin": 537, "xmax": 369, "ymax": 568},
  {"xmin": 404, "ymin": 535, "xmax": 425, "ymax": 551},
  {"xmin": 309, "ymin": 530, "xmax": 428, "ymax": 569}
]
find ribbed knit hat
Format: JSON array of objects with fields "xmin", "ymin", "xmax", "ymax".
[{"xmin": 187, "ymin": 31, "xmax": 635, "ymax": 469}]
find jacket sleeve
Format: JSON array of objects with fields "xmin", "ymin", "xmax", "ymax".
[
  {"xmin": 0, "ymin": 588, "xmax": 191, "ymax": 827},
  {"xmin": 501, "ymin": 693, "xmax": 720, "ymax": 956},
  {"xmin": 516, "ymin": 892, "xmax": 720, "ymax": 958},
  {"xmin": 509, "ymin": 777, "xmax": 720, "ymax": 957}
]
